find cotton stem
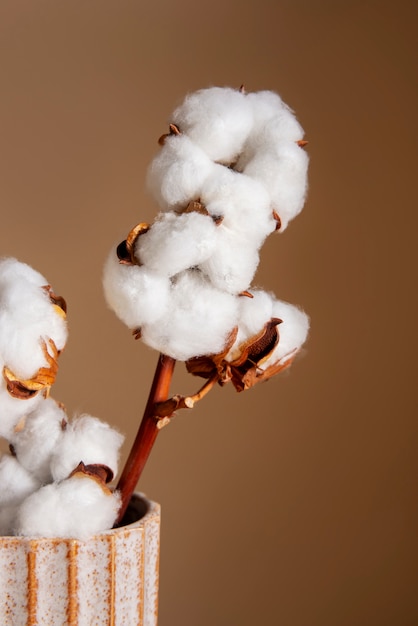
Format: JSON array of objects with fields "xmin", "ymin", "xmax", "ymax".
[
  {"xmin": 155, "ymin": 373, "xmax": 219, "ymax": 416},
  {"xmin": 115, "ymin": 353, "xmax": 176, "ymax": 524}
]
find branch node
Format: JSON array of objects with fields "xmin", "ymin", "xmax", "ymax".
[{"xmin": 156, "ymin": 416, "xmax": 171, "ymax": 430}]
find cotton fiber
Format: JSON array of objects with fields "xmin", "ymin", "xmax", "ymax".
[
  {"xmin": 15, "ymin": 474, "xmax": 121, "ymax": 539},
  {"xmin": 105, "ymin": 86, "xmax": 309, "ymax": 371}
]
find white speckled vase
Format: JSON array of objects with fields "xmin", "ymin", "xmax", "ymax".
[{"xmin": 0, "ymin": 494, "xmax": 160, "ymax": 626}]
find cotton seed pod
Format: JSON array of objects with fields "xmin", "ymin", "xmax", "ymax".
[
  {"xmin": 186, "ymin": 291, "xmax": 309, "ymax": 391},
  {"xmin": 171, "ymin": 86, "xmax": 254, "ymax": 162},
  {"xmin": 140, "ymin": 270, "xmax": 240, "ymax": 361},
  {"xmin": 50, "ymin": 414, "xmax": 124, "ymax": 482},
  {"xmin": 10, "ymin": 397, "xmax": 67, "ymax": 484},
  {"xmin": 15, "ymin": 474, "xmax": 121, "ymax": 539},
  {"xmin": 0, "ymin": 258, "xmax": 68, "ymax": 383}
]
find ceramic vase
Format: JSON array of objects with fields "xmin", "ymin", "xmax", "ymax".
[{"xmin": 0, "ymin": 493, "xmax": 160, "ymax": 625}]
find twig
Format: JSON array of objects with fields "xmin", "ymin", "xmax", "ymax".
[
  {"xmin": 115, "ymin": 353, "xmax": 176, "ymax": 524},
  {"xmin": 155, "ymin": 373, "xmax": 219, "ymax": 416}
]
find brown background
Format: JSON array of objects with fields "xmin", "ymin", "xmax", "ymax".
[{"xmin": 0, "ymin": 1, "xmax": 417, "ymax": 624}]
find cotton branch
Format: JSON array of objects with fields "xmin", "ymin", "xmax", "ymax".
[{"xmin": 115, "ymin": 354, "xmax": 176, "ymax": 524}]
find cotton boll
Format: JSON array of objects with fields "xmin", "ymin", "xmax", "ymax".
[
  {"xmin": 225, "ymin": 290, "xmax": 275, "ymax": 361},
  {"xmin": 0, "ymin": 453, "xmax": 41, "ymax": 506},
  {"xmin": 171, "ymin": 87, "xmax": 254, "ymax": 163},
  {"xmin": 201, "ymin": 165, "xmax": 275, "ymax": 242},
  {"xmin": 50, "ymin": 414, "xmax": 124, "ymax": 482},
  {"xmin": 243, "ymin": 142, "xmax": 309, "ymax": 231},
  {"xmin": 0, "ymin": 454, "xmax": 41, "ymax": 535},
  {"xmin": 246, "ymin": 91, "xmax": 304, "ymax": 142},
  {"xmin": 268, "ymin": 299, "xmax": 310, "ymax": 365},
  {"xmin": 198, "ymin": 169, "xmax": 276, "ymax": 292},
  {"xmin": 0, "ymin": 257, "xmax": 68, "ymax": 381},
  {"xmin": 0, "ymin": 257, "xmax": 47, "ymax": 292},
  {"xmin": 141, "ymin": 270, "xmax": 239, "ymax": 360},
  {"xmin": 15, "ymin": 475, "xmax": 121, "ymax": 539},
  {"xmin": 0, "ymin": 380, "xmax": 46, "ymax": 441},
  {"xmin": 11, "ymin": 397, "xmax": 67, "ymax": 483},
  {"xmin": 225, "ymin": 291, "xmax": 309, "ymax": 367},
  {"xmin": 103, "ymin": 250, "xmax": 171, "ymax": 328},
  {"xmin": 199, "ymin": 231, "xmax": 261, "ymax": 294},
  {"xmin": 136, "ymin": 211, "xmax": 218, "ymax": 276},
  {"xmin": 147, "ymin": 135, "xmax": 215, "ymax": 209}
]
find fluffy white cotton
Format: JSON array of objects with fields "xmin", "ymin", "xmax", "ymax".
[
  {"xmin": 226, "ymin": 290, "xmax": 309, "ymax": 366},
  {"xmin": 269, "ymin": 298, "xmax": 310, "ymax": 366},
  {"xmin": 196, "ymin": 167, "xmax": 276, "ymax": 293},
  {"xmin": 0, "ymin": 454, "xmax": 41, "ymax": 535},
  {"xmin": 136, "ymin": 211, "xmax": 218, "ymax": 276},
  {"xmin": 148, "ymin": 87, "xmax": 308, "ymax": 233},
  {"xmin": 141, "ymin": 270, "xmax": 239, "ymax": 360},
  {"xmin": 245, "ymin": 91, "xmax": 304, "ymax": 142},
  {"xmin": 231, "ymin": 290, "xmax": 274, "ymax": 351},
  {"xmin": 0, "ymin": 454, "xmax": 41, "ymax": 507},
  {"xmin": 199, "ymin": 230, "xmax": 261, "ymax": 294},
  {"xmin": 15, "ymin": 475, "xmax": 121, "ymax": 539},
  {"xmin": 200, "ymin": 165, "xmax": 275, "ymax": 241},
  {"xmin": 171, "ymin": 86, "xmax": 254, "ymax": 163},
  {"xmin": 50, "ymin": 414, "xmax": 124, "ymax": 482},
  {"xmin": 0, "ymin": 257, "xmax": 68, "ymax": 381},
  {"xmin": 106, "ymin": 86, "xmax": 309, "ymax": 364},
  {"xmin": 241, "ymin": 140, "xmax": 309, "ymax": 231},
  {"xmin": 103, "ymin": 251, "xmax": 171, "ymax": 328},
  {"xmin": 10, "ymin": 397, "xmax": 67, "ymax": 483},
  {"xmin": 0, "ymin": 382, "xmax": 46, "ymax": 441},
  {"xmin": 147, "ymin": 135, "xmax": 216, "ymax": 209}
]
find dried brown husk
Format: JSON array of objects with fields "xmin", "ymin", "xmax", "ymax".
[
  {"xmin": 69, "ymin": 461, "xmax": 114, "ymax": 485},
  {"xmin": 116, "ymin": 222, "xmax": 150, "ymax": 266},
  {"xmin": 186, "ymin": 317, "xmax": 293, "ymax": 392},
  {"xmin": 42, "ymin": 285, "xmax": 67, "ymax": 318},
  {"xmin": 3, "ymin": 338, "xmax": 60, "ymax": 399}
]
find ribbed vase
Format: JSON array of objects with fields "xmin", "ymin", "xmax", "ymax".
[{"xmin": 0, "ymin": 494, "xmax": 160, "ymax": 626}]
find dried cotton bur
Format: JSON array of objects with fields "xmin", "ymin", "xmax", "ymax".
[
  {"xmin": 103, "ymin": 86, "xmax": 310, "ymax": 521},
  {"xmin": 0, "ymin": 258, "xmax": 123, "ymax": 538}
]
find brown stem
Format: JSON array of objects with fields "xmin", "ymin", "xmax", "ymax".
[
  {"xmin": 154, "ymin": 372, "xmax": 219, "ymax": 417},
  {"xmin": 115, "ymin": 353, "xmax": 176, "ymax": 524}
]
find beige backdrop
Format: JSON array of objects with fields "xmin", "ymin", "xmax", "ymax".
[{"xmin": 0, "ymin": 1, "xmax": 417, "ymax": 624}]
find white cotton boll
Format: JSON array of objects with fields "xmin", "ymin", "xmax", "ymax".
[
  {"xmin": 0, "ymin": 257, "xmax": 47, "ymax": 292},
  {"xmin": 246, "ymin": 91, "xmax": 304, "ymax": 142},
  {"xmin": 15, "ymin": 475, "xmax": 121, "ymax": 539},
  {"xmin": 50, "ymin": 414, "xmax": 124, "ymax": 482},
  {"xmin": 201, "ymin": 165, "xmax": 275, "ymax": 242},
  {"xmin": 0, "ymin": 257, "xmax": 68, "ymax": 381},
  {"xmin": 103, "ymin": 250, "xmax": 171, "ymax": 328},
  {"xmin": 199, "ymin": 231, "xmax": 260, "ymax": 294},
  {"xmin": 147, "ymin": 135, "xmax": 216, "ymax": 209},
  {"xmin": 136, "ymin": 212, "xmax": 218, "ymax": 276},
  {"xmin": 11, "ymin": 397, "xmax": 67, "ymax": 484},
  {"xmin": 141, "ymin": 270, "xmax": 239, "ymax": 360},
  {"xmin": 0, "ymin": 454, "xmax": 41, "ymax": 506},
  {"xmin": 0, "ymin": 454, "xmax": 40, "ymax": 535},
  {"xmin": 268, "ymin": 299, "xmax": 310, "ymax": 365},
  {"xmin": 171, "ymin": 87, "xmax": 254, "ymax": 163},
  {"xmin": 0, "ymin": 380, "xmax": 46, "ymax": 441},
  {"xmin": 226, "ymin": 290, "xmax": 275, "ymax": 361},
  {"xmin": 225, "ymin": 291, "xmax": 309, "ymax": 369},
  {"xmin": 243, "ymin": 142, "xmax": 309, "ymax": 231},
  {"xmin": 237, "ymin": 289, "xmax": 275, "ymax": 338}
]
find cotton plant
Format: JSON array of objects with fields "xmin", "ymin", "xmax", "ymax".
[
  {"xmin": 103, "ymin": 86, "xmax": 310, "ymax": 521},
  {"xmin": 0, "ymin": 85, "xmax": 310, "ymax": 537},
  {"xmin": 0, "ymin": 258, "xmax": 123, "ymax": 538}
]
